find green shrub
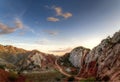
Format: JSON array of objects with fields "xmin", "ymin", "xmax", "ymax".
[
  {"xmin": 67, "ymin": 76, "xmax": 75, "ymax": 81},
  {"xmin": 25, "ymin": 79, "xmax": 31, "ymax": 82},
  {"xmin": 80, "ymin": 77, "xmax": 96, "ymax": 82},
  {"xmin": 0, "ymin": 65, "xmax": 5, "ymax": 70}
]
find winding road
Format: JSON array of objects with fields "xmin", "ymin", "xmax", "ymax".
[
  {"xmin": 55, "ymin": 59, "xmax": 72, "ymax": 77},
  {"xmin": 55, "ymin": 58, "xmax": 84, "ymax": 80}
]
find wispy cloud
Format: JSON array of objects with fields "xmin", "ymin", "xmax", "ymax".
[
  {"xmin": 44, "ymin": 30, "xmax": 58, "ymax": 36},
  {"xmin": 47, "ymin": 17, "xmax": 59, "ymax": 22},
  {"xmin": 54, "ymin": 7, "xmax": 62, "ymax": 16},
  {"xmin": 0, "ymin": 23, "xmax": 16, "ymax": 35},
  {"xmin": 46, "ymin": 6, "xmax": 72, "ymax": 22},
  {"xmin": 23, "ymin": 25, "xmax": 36, "ymax": 34},
  {"xmin": 62, "ymin": 12, "xmax": 72, "ymax": 19},
  {"xmin": 0, "ymin": 18, "xmax": 24, "ymax": 35},
  {"xmin": 35, "ymin": 39, "xmax": 49, "ymax": 45},
  {"xmin": 15, "ymin": 18, "xmax": 23, "ymax": 29},
  {"xmin": 49, "ymin": 48, "xmax": 72, "ymax": 53},
  {"xmin": 0, "ymin": 18, "xmax": 36, "ymax": 35},
  {"xmin": 53, "ymin": 6, "xmax": 72, "ymax": 19}
]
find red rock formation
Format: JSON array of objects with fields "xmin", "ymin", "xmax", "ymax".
[
  {"xmin": 77, "ymin": 61, "xmax": 97, "ymax": 78},
  {"xmin": 63, "ymin": 30, "xmax": 120, "ymax": 81},
  {"xmin": 78, "ymin": 31, "xmax": 120, "ymax": 81},
  {"xmin": 15, "ymin": 75, "xmax": 27, "ymax": 82},
  {"xmin": 0, "ymin": 69, "xmax": 27, "ymax": 82},
  {"xmin": 0, "ymin": 69, "xmax": 9, "ymax": 82}
]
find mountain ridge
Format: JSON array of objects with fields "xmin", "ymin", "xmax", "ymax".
[
  {"xmin": 0, "ymin": 30, "xmax": 120, "ymax": 82},
  {"xmin": 57, "ymin": 30, "xmax": 120, "ymax": 81},
  {"xmin": 0, "ymin": 44, "xmax": 57, "ymax": 73}
]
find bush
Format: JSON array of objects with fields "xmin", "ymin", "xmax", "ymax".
[
  {"xmin": 67, "ymin": 76, "xmax": 75, "ymax": 81},
  {"xmin": 8, "ymin": 71, "xmax": 18, "ymax": 81},
  {"xmin": 0, "ymin": 65, "xmax": 5, "ymax": 70},
  {"xmin": 80, "ymin": 77, "xmax": 95, "ymax": 82},
  {"xmin": 55, "ymin": 77, "xmax": 61, "ymax": 81},
  {"xmin": 25, "ymin": 79, "xmax": 31, "ymax": 82}
]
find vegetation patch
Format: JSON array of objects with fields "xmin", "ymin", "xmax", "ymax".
[
  {"xmin": 80, "ymin": 77, "xmax": 96, "ymax": 82},
  {"xmin": 8, "ymin": 71, "xmax": 19, "ymax": 81}
]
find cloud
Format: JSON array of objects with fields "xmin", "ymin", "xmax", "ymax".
[
  {"xmin": 0, "ymin": 23, "xmax": 16, "ymax": 35},
  {"xmin": 54, "ymin": 7, "xmax": 62, "ymax": 16},
  {"xmin": 44, "ymin": 30, "xmax": 58, "ymax": 36},
  {"xmin": 0, "ymin": 18, "xmax": 24, "ymax": 35},
  {"xmin": 0, "ymin": 18, "xmax": 35, "ymax": 35},
  {"xmin": 23, "ymin": 25, "xmax": 35, "ymax": 34},
  {"xmin": 49, "ymin": 48, "xmax": 72, "ymax": 53},
  {"xmin": 46, "ymin": 6, "xmax": 72, "ymax": 22},
  {"xmin": 47, "ymin": 17, "xmax": 59, "ymax": 22},
  {"xmin": 61, "ymin": 12, "xmax": 72, "ymax": 19},
  {"xmin": 35, "ymin": 39, "xmax": 49, "ymax": 45},
  {"xmin": 18, "ymin": 26, "xmax": 37, "ymax": 36},
  {"xmin": 53, "ymin": 6, "xmax": 72, "ymax": 19},
  {"xmin": 15, "ymin": 18, "xmax": 23, "ymax": 29}
]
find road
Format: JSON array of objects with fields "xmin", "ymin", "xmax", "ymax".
[
  {"xmin": 55, "ymin": 58, "xmax": 84, "ymax": 80},
  {"xmin": 55, "ymin": 59, "xmax": 72, "ymax": 77}
]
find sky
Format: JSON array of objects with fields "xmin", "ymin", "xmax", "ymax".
[{"xmin": 0, "ymin": 0, "xmax": 120, "ymax": 55}]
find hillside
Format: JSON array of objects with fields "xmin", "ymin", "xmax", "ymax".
[
  {"xmin": 0, "ymin": 45, "xmax": 57, "ymax": 72},
  {"xmin": 0, "ymin": 30, "xmax": 120, "ymax": 82},
  {"xmin": 58, "ymin": 30, "xmax": 120, "ymax": 82}
]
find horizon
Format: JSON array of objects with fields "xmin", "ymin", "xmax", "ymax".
[
  {"xmin": 0, "ymin": 0, "xmax": 120, "ymax": 55},
  {"xmin": 0, "ymin": 31, "xmax": 118, "ymax": 56}
]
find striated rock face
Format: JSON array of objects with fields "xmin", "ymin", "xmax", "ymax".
[
  {"xmin": 69, "ymin": 47, "xmax": 90, "ymax": 68},
  {"xmin": 96, "ymin": 31, "xmax": 120, "ymax": 81},
  {"xmin": 16, "ymin": 50, "xmax": 56, "ymax": 72},
  {"xmin": 17, "ymin": 50, "xmax": 46, "ymax": 71},
  {"xmin": 29, "ymin": 53, "xmax": 43, "ymax": 67},
  {"xmin": 67, "ymin": 31, "xmax": 120, "ymax": 81},
  {"xmin": 0, "ymin": 45, "xmax": 57, "ymax": 72},
  {"xmin": 27, "ymin": 51, "xmax": 45, "ymax": 68}
]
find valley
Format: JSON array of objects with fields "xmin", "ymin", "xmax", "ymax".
[{"xmin": 0, "ymin": 30, "xmax": 120, "ymax": 82}]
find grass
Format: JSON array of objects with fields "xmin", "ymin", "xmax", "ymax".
[
  {"xmin": 24, "ymin": 71, "xmax": 66, "ymax": 82},
  {"xmin": 80, "ymin": 77, "xmax": 96, "ymax": 82},
  {"xmin": 0, "ymin": 65, "xmax": 5, "ymax": 70},
  {"xmin": 8, "ymin": 71, "xmax": 19, "ymax": 81}
]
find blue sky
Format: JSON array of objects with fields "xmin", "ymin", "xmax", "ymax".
[{"xmin": 0, "ymin": 0, "xmax": 120, "ymax": 55}]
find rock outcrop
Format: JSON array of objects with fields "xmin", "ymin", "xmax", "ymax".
[
  {"xmin": 17, "ymin": 50, "xmax": 56, "ymax": 72},
  {"xmin": 63, "ymin": 30, "xmax": 120, "ymax": 81},
  {"xmin": 0, "ymin": 45, "xmax": 57, "ymax": 72},
  {"xmin": 69, "ymin": 47, "xmax": 90, "ymax": 68}
]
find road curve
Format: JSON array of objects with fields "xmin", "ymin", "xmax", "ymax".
[
  {"xmin": 55, "ymin": 58, "xmax": 84, "ymax": 80},
  {"xmin": 55, "ymin": 59, "xmax": 71, "ymax": 77}
]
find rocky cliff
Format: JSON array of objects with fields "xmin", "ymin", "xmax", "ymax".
[{"xmin": 62, "ymin": 30, "xmax": 120, "ymax": 81}]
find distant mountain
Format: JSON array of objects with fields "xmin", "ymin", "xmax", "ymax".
[
  {"xmin": 0, "ymin": 44, "xmax": 57, "ymax": 72},
  {"xmin": 58, "ymin": 30, "xmax": 120, "ymax": 82}
]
